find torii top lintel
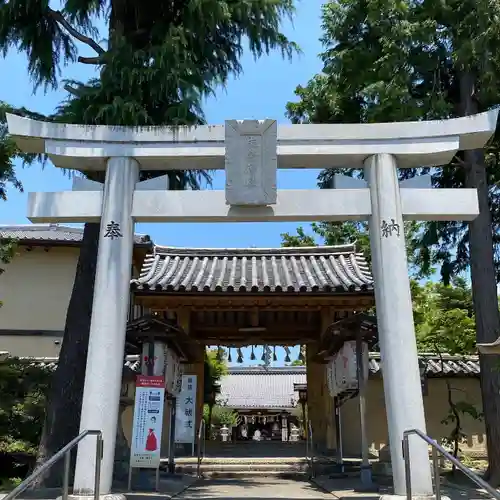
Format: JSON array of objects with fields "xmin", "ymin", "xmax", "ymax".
[{"xmin": 6, "ymin": 110, "xmax": 499, "ymax": 172}]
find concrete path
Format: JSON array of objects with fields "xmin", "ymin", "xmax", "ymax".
[
  {"xmin": 312, "ymin": 473, "xmax": 495, "ymax": 500},
  {"xmin": 174, "ymin": 477, "xmax": 334, "ymax": 499}
]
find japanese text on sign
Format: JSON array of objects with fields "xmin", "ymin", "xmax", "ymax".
[{"xmin": 174, "ymin": 375, "xmax": 197, "ymax": 445}]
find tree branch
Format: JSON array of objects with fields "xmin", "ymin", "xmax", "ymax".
[
  {"xmin": 77, "ymin": 56, "xmax": 102, "ymax": 64},
  {"xmin": 63, "ymin": 85, "xmax": 80, "ymax": 96},
  {"xmin": 48, "ymin": 8, "xmax": 105, "ymax": 55}
]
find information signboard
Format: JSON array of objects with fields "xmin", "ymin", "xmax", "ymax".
[
  {"xmin": 174, "ymin": 375, "xmax": 197, "ymax": 454},
  {"xmin": 130, "ymin": 375, "xmax": 165, "ymax": 469}
]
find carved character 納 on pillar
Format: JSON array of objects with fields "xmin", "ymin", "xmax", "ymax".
[
  {"xmin": 103, "ymin": 220, "xmax": 123, "ymax": 239},
  {"xmin": 380, "ymin": 218, "xmax": 401, "ymax": 238}
]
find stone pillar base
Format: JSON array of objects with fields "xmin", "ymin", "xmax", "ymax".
[
  {"xmin": 381, "ymin": 495, "xmax": 450, "ymax": 500},
  {"xmin": 372, "ymin": 461, "xmax": 393, "ymax": 477},
  {"xmin": 65, "ymin": 494, "xmax": 126, "ymax": 500},
  {"xmin": 373, "ymin": 444, "xmax": 392, "ymax": 477}
]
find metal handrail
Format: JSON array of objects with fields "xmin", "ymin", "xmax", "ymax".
[
  {"xmin": 307, "ymin": 420, "xmax": 315, "ymax": 479},
  {"xmin": 403, "ymin": 429, "xmax": 500, "ymax": 500},
  {"xmin": 305, "ymin": 422, "xmax": 309, "ymax": 458},
  {"xmin": 196, "ymin": 419, "xmax": 206, "ymax": 479},
  {"xmin": 3, "ymin": 430, "xmax": 103, "ymax": 500}
]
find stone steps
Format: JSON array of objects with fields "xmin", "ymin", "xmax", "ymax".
[
  {"xmin": 180, "ymin": 466, "xmax": 310, "ymax": 479},
  {"xmin": 173, "ymin": 457, "xmax": 309, "ymax": 465},
  {"xmin": 197, "ymin": 470, "xmax": 310, "ymax": 479},
  {"xmin": 201, "ymin": 442, "xmax": 308, "ymax": 458},
  {"xmin": 170, "ymin": 456, "xmax": 345, "ymax": 478}
]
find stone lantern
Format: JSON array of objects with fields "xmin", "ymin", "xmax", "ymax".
[{"xmin": 294, "ymin": 383, "xmax": 308, "ymax": 440}]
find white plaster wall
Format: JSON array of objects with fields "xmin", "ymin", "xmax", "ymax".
[
  {"xmin": 0, "ymin": 334, "xmax": 63, "ymax": 357},
  {"xmin": 340, "ymin": 378, "xmax": 486, "ymax": 457},
  {"xmin": 0, "ymin": 245, "xmax": 78, "ymax": 333}
]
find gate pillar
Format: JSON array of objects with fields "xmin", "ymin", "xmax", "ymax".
[{"xmin": 306, "ymin": 343, "xmax": 336, "ymax": 454}]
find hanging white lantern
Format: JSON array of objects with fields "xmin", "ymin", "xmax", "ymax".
[
  {"xmin": 328, "ymin": 341, "xmax": 369, "ymax": 397},
  {"xmin": 163, "ymin": 346, "xmax": 181, "ymax": 396},
  {"xmin": 141, "ymin": 341, "xmax": 166, "ymax": 376}
]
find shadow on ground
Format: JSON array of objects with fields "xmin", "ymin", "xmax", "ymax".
[{"xmin": 174, "ymin": 477, "xmax": 336, "ymax": 499}]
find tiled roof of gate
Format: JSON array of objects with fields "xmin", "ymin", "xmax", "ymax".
[
  {"xmin": 219, "ymin": 366, "xmax": 307, "ymax": 409},
  {"xmin": 0, "ymin": 224, "xmax": 152, "ymax": 246},
  {"xmin": 131, "ymin": 244, "xmax": 374, "ymax": 293}
]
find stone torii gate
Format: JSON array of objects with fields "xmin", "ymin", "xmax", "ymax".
[{"xmin": 7, "ymin": 110, "xmax": 498, "ymax": 499}]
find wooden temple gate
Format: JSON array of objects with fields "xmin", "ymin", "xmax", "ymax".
[{"xmin": 125, "ymin": 243, "xmax": 375, "ymax": 455}]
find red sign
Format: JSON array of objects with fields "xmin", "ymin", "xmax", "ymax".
[{"xmin": 136, "ymin": 375, "xmax": 165, "ymax": 388}]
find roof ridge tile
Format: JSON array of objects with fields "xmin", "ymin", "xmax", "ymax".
[{"xmin": 132, "ymin": 244, "xmax": 374, "ymax": 294}]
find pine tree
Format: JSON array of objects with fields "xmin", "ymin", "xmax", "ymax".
[
  {"xmin": 0, "ymin": 0, "xmax": 298, "ymax": 485},
  {"xmin": 286, "ymin": 0, "xmax": 500, "ymax": 483}
]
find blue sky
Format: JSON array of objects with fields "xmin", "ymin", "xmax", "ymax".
[
  {"xmin": 0, "ymin": 0, "xmax": 330, "ymax": 366},
  {"xmin": 0, "ymin": 0, "xmax": 325, "ymax": 248}
]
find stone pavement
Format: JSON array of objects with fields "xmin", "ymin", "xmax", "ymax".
[
  {"xmin": 311, "ymin": 474, "xmax": 495, "ymax": 500},
  {"xmin": 0, "ymin": 474, "xmax": 197, "ymax": 500},
  {"xmin": 174, "ymin": 477, "xmax": 334, "ymax": 499},
  {"xmin": 122, "ymin": 474, "xmax": 198, "ymax": 499}
]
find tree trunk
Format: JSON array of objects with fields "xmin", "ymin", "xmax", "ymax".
[
  {"xmin": 460, "ymin": 71, "xmax": 500, "ymax": 485},
  {"xmin": 33, "ymin": 222, "xmax": 100, "ymax": 488}
]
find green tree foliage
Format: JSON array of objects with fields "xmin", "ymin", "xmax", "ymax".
[
  {"xmin": 412, "ymin": 278, "xmax": 481, "ymax": 467},
  {"xmin": 281, "ymin": 221, "xmax": 429, "ymax": 276},
  {"xmin": 204, "ymin": 348, "xmax": 228, "ymax": 405},
  {"xmin": 211, "ymin": 405, "xmax": 238, "ymax": 427},
  {"xmin": 282, "ymin": 222, "xmax": 371, "ymax": 259},
  {"xmin": 0, "ymin": 359, "xmax": 51, "ymax": 457},
  {"xmin": 285, "ymin": 0, "xmax": 500, "ymax": 482},
  {"xmin": 203, "ymin": 404, "xmax": 238, "ymax": 429},
  {"xmin": 203, "ymin": 348, "xmax": 228, "ymax": 439},
  {"xmin": 0, "ymin": 1, "xmax": 298, "ymax": 480},
  {"xmin": 0, "ymin": 106, "xmax": 22, "ymax": 202},
  {"xmin": 412, "ymin": 278, "xmax": 476, "ymax": 354},
  {"xmin": 1, "ymin": 0, "xmax": 298, "ymax": 127}
]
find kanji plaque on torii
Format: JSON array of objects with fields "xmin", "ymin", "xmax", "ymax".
[{"xmin": 225, "ymin": 119, "xmax": 277, "ymax": 206}]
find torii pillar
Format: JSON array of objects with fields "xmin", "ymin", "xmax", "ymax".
[{"xmin": 6, "ymin": 110, "xmax": 498, "ymax": 499}]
